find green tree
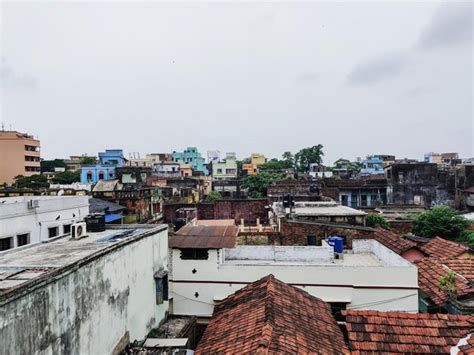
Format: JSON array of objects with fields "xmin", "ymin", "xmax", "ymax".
[
  {"xmin": 242, "ymin": 172, "xmax": 287, "ymax": 198},
  {"xmin": 52, "ymin": 170, "xmax": 81, "ymax": 184},
  {"xmin": 40, "ymin": 159, "xmax": 66, "ymax": 173},
  {"xmin": 412, "ymin": 206, "xmax": 470, "ymax": 240},
  {"xmin": 14, "ymin": 175, "xmax": 49, "ymax": 189},
  {"xmin": 366, "ymin": 214, "xmax": 391, "ymax": 230},
  {"xmin": 206, "ymin": 191, "xmax": 222, "ymax": 202},
  {"xmin": 260, "ymin": 159, "xmax": 290, "ymax": 171},
  {"xmin": 455, "ymin": 230, "xmax": 474, "ymax": 245},
  {"xmin": 80, "ymin": 156, "xmax": 97, "ymax": 165},
  {"xmin": 333, "ymin": 158, "xmax": 361, "ymax": 172},
  {"xmin": 282, "ymin": 151, "xmax": 295, "ymax": 169},
  {"xmin": 295, "ymin": 145, "xmax": 324, "ymax": 172}
]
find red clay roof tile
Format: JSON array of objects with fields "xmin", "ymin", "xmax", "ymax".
[
  {"xmin": 195, "ymin": 274, "xmax": 349, "ymax": 354},
  {"xmin": 374, "ymin": 228, "xmax": 419, "ymax": 255},
  {"xmin": 343, "ymin": 310, "xmax": 473, "ymax": 354},
  {"xmin": 416, "ymin": 258, "xmax": 472, "ymax": 306},
  {"xmin": 420, "ymin": 237, "xmax": 470, "ymax": 259}
]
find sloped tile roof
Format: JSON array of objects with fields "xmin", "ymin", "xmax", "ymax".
[
  {"xmin": 374, "ymin": 228, "xmax": 419, "ymax": 255},
  {"xmin": 416, "ymin": 258, "xmax": 472, "ymax": 306},
  {"xmin": 420, "ymin": 237, "xmax": 469, "ymax": 259},
  {"xmin": 441, "ymin": 258, "xmax": 474, "ymax": 283},
  {"xmin": 456, "ymin": 333, "xmax": 474, "ymax": 354},
  {"xmin": 195, "ymin": 274, "xmax": 349, "ymax": 354},
  {"xmin": 343, "ymin": 310, "xmax": 474, "ymax": 354}
]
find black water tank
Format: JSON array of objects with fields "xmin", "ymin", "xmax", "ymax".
[{"xmin": 86, "ymin": 214, "xmax": 106, "ymax": 233}]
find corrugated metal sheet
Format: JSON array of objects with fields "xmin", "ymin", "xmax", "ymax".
[{"xmin": 170, "ymin": 225, "xmax": 238, "ymax": 249}]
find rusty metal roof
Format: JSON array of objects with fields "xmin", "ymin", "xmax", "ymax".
[{"xmin": 170, "ymin": 225, "xmax": 238, "ymax": 249}]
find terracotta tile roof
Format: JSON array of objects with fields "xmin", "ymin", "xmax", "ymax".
[
  {"xmin": 195, "ymin": 274, "xmax": 349, "ymax": 354},
  {"xmin": 416, "ymin": 258, "xmax": 472, "ymax": 306},
  {"xmin": 374, "ymin": 228, "xmax": 419, "ymax": 255},
  {"xmin": 343, "ymin": 310, "xmax": 474, "ymax": 354},
  {"xmin": 170, "ymin": 225, "xmax": 238, "ymax": 249},
  {"xmin": 441, "ymin": 258, "xmax": 474, "ymax": 283},
  {"xmin": 457, "ymin": 333, "xmax": 474, "ymax": 354},
  {"xmin": 420, "ymin": 237, "xmax": 470, "ymax": 259}
]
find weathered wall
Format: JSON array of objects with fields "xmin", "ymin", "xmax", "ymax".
[
  {"xmin": 163, "ymin": 199, "xmax": 268, "ymax": 224},
  {"xmin": 0, "ymin": 228, "xmax": 169, "ymax": 355},
  {"xmin": 278, "ymin": 218, "xmax": 375, "ymax": 247}
]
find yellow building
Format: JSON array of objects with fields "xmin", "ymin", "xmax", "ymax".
[
  {"xmin": 0, "ymin": 131, "xmax": 41, "ymax": 184},
  {"xmin": 243, "ymin": 153, "xmax": 267, "ymax": 176},
  {"xmin": 180, "ymin": 163, "xmax": 193, "ymax": 177},
  {"xmin": 251, "ymin": 153, "xmax": 266, "ymax": 166}
]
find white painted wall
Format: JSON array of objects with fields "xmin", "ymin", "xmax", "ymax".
[
  {"xmin": 0, "ymin": 227, "xmax": 169, "ymax": 355},
  {"xmin": 171, "ymin": 240, "xmax": 418, "ymax": 317},
  {"xmin": 0, "ymin": 196, "xmax": 89, "ymax": 250}
]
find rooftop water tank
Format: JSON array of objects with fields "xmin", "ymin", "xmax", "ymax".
[{"xmin": 327, "ymin": 236, "xmax": 344, "ymax": 253}]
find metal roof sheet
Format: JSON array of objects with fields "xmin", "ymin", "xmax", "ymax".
[{"xmin": 170, "ymin": 225, "xmax": 239, "ymax": 249}]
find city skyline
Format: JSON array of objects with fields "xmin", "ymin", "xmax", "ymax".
[{"xmin": 2, "ymin": 1, "xmax": 472, "ymax": 163}]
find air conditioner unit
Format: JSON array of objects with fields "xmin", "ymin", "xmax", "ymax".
[
  {"xmin": 71, "ymin": 222, "xmax": 87, "ymax": 240},
  {"xmin": 27, "ymin": 200, "xmax": 39, "ymax": 209}
]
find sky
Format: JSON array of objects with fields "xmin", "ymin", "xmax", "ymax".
[{"xmin": 1, "ymin": 1, "xmax": 472, "ymax": 164}]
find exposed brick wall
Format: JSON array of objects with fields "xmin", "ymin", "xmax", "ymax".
[
  {"xmin": 163, "ymin": 199, "xmax": 268, "ymax": 224},
  {"xmin": 279, "ymin": 218, "xmax": 375, "ymax": 247},
  {"xmin": 212, "ymin": 199, "xmax": 268, "ymax": 224}
]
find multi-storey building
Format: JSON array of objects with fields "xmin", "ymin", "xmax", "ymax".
[
  {"xmin": 212, "ymin": 152, "xmax": 238, "ymax": 180},
  {"xmin": 0, "ymin": 196, "xmax": 89, "ymax": 251},
  {"xmin": 0, "ymin": 131, "xmax": 41, "ymax": 184},
  {"xmin": 172, "ymin": 147, "xmax": 208, "ymax": 175}
]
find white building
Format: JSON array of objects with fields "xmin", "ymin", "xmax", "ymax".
[
  {"xmin": 0, "ymin": 196, "xmax": 90, "ymax": 251},
  {"xmin": 170, "ymin": 225, "xmax": 418, "ymax": 317},
  {"xmin": 0, "ymin": 224, "xmax": 169, "ymax": 354}
]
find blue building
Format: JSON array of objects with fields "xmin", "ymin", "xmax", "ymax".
[
  {"xmin": 172, "ymin": 147, "xmax": 209, "ymax": 175},
  {"xmin": 80, "ymin": 149, "xmax": 125, "ymax": 183},
  {"xmin": 80, "ymin": 166, "xmax": 116, "ymax": 183},
  {"xmin": 360, "ymin": 155, "xmax": 385, "ymax": 176},
  {"xmin": 99, "ymin": 149, "xmax": 126, "ymax": 167}
]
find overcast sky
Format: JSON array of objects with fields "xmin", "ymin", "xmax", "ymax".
[{"xmin": 1, "ymin": 1, "xmax": 472, "ymax": 164}]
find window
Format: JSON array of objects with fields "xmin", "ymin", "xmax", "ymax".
[
  {"xmin": 98, "ymin": 172, "xmax": 104, "ymax": 180},
  {"xmin": 63, "ymin": 224, "xmax": 72, "ymax": 235},
  {"xmin": 180, "ymin": 248, "xmax": 209, "ymax": 260},
  {"xmin": 217, "ymin": 169, "xmax": 223, "ymax": 174},
  {"xmin": 307, "ymin": 235, "xmax": 317, "ymax": 246},
  {"xmin": 17, "ymin": 233, "xmax": 30, "ymax": 247},
  {"xmin": 0, "ymin": 237, "xmax": 13, "ymax": 251},
  {"xmin": 87, "ymin": 172, "xmax": 93, "ymax": 181},
  {"xmin": 361, "ymin": 195, "xmax": 368, "ymax": 207},
  {"xmin": 122, "ymin": 173, "xmax": 136, "ymax": 183},
  {"xmin": 398, "ymin": 172, "xmax": 404, "ymax": 183},
  {"xmin": 155, "ymin": 273, "xmax": 169, "ymax": 305},
  {"xmin": 48, "ymin": 227, "xmax": 59, "ymax": 238}
]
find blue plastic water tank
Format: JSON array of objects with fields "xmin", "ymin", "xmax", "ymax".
[{"xmin": 327, "ymin": 236, "xmax": 344, "ymax": 253}]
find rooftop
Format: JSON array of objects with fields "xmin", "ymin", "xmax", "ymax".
[
  {"xmin": 0, "ymin": 225, "xmax": 167, "ymax": 299},
  {"xmin": 415, "ymin": 257, "xmax": 472, "ymax": 306},
  {"xmin": 420, "ymin": 237, "xmax": 470, "ymax": 259},
  {"xmin": 272, "ymin": 201, "xmax": 367, "ymax": 217},
  {"xmin": 222, "ymin": 239, "xmax": 414, "ymax": 268},
  {"xmin": 196, "ymin": 275, "xmax": 349, "ymax": 354},
  {"xmin": 170, "ymin": 224, "xmax": 239, "ymax": 249},
  {"xmin": 344, "ymin": 310, "xmax": 473, "ymax": 354},
  {"xmin": 374, "ymin": 228, "xmax": 421, "ymax": 255}
]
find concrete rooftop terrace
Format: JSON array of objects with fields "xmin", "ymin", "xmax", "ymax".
[
  {"xmin": 223, "ymin": 240, "xmax": 414, "ymax": 268},
  {"xmin": 0, "ymin": 224, "xmax": 168, "ymax": 298}
]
